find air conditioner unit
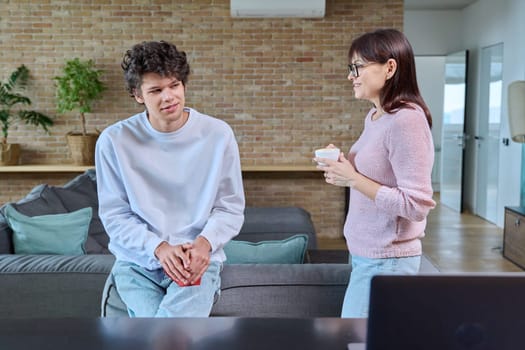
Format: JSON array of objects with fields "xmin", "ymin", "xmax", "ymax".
[{"xmin": 230, "ymin": 0, "xmax": 325, "ymax": 18}]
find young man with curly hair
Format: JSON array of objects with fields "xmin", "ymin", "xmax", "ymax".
[{"xmin": 96, "ymin": 41, "xmax": 245, "ymax": 317}]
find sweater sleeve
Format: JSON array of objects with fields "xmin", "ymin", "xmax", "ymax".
[
  {"xmin": 95, "ymin": 131, "xmax": 164, "ymax": 267},
  {"xmin": 374, "ymin": 109, "xmax": 436, "ymax": 221},
  {"xmin": 198, "ymin": 129, "xmax": 245, "ymax": 253}
]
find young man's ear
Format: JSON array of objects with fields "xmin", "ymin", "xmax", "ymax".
[{"xmin": 133, "ymin": 88, "xmax": 144, "ymax": 104}]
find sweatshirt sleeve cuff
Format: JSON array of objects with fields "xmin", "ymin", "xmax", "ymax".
[{"xmin": 146, "ymin": 236, "xmax": 165, "ymax": 260}]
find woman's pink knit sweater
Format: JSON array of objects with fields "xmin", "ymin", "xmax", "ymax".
[{"xmin": 344, "ymin": 105, "xmax": 436, "ymax": 258}]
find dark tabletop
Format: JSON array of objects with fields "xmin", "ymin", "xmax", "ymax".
[{"xmin": 0, "ymin": 317, "xmax": 367, "ymax": 350}]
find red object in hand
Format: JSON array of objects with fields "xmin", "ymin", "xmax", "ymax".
[
  {"xmin": 175, "ymin": 279, "xmax": 187, "ymax": 287},
  {"xmin": 176, "ymin": 277, "xmax": 201, "ymax": 287}
]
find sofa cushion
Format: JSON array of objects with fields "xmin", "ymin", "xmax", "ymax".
[
  {"xmin": 0, "ymin": 254, "xmax": 115, "ymax": 318},
  {"xmin": 101, "ymin": 263, "xmax": 353, "ymax": 318},
  {"xmin": 224, "ymin": 234, "xmax": 308, "ymax": 264},
  {"xmin": 239, "ymin": 207, "xmax": 317, "ymax": 249},
  {"xmin": 58, "ymin": 169, "xmax": 108, "ymax": 253},
  {"xmin": 0, "ymin": 221, "xmax": 12, "ymax": 254},
  {"xmin": 213, "ymin": 263, "xmax": 352, "ymax": 317},
  {"xmin": 0, "ymin": 184, "xmax": 55, "ymax": 254},
  {"xmin": 5, "ymin": 205, "xmax": 92, "ymax": 255},
  {"xmin": 100, "ymin": 271, "xmax": 127, "ymax": 317},
  {"xmin": 0, "ymin": 169, "xmax": 109, "ymax": 254}
]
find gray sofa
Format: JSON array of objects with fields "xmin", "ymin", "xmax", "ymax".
[
  {"xmin": 102, "ymin": 251, "xmax": 438, "ymax": 318},
  {"xmin": 0, "ymin": 170, "xmax": 347, "ymax": 318},
  {"xmin": 0, "ymin": 170, "xmax": 438, "ymax": 319}
]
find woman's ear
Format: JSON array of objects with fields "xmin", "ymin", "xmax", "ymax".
[{"xmin": 386, "ymin": 58, "xmax": 397, "ymax": 80}]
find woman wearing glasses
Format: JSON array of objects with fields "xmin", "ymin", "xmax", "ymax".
[{"xmin": 315, "ymin": 28, "xmax": 436, "ymax": 318}]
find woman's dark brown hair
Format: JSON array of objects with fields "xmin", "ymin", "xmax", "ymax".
[{"xmin": 348, "ymin": 28, "xmax": 432, "ymax": 128}]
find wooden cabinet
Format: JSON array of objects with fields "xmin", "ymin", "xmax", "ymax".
[{"xmin": 503, "ymin": 206, "xmax": 525, "ymax": 269}]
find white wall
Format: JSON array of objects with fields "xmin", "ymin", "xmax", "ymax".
[
  {"xmin": 406, "ymin": 0, "xmax": 525, "ymax": 227},
  {"xmin": 415, "ymin": 56, "xmax": 446, "ymax": 191},
  {"xmin": 462, "ymin": 0, "xmax": 524, "ymax": 227},
  {"xmin": 498, "ymin": 0, "xmax": 525, "ymax": 223},
  {"xmin": 404, "ymin": 10, "xmax": 463, "ymax": 55}
]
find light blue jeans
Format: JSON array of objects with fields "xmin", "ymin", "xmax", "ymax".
[
  {"xmin": 341, "ymin": 255, "xmax": 421, "ymax": 318},
  {"xmin": 112, "ymin": 260, "xmax": 222, "ymax": 317}
]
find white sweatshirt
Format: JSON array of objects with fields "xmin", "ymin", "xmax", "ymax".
[{"xmin": 95, "ymin": 107, "xmax": 245, "ymax": 269}]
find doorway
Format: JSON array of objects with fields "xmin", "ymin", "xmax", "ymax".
[
  {"xmin": 440, "ymin": 50, "xmax": 469, "ymax": 212},
  {"xmin": 475, "ymin": 43, "xmax": 503, "ymax": 224}
]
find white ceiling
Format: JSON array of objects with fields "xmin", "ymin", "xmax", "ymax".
[{"xmin": 404, "ymin": 0, "xmax": 478, "ymax": 10}]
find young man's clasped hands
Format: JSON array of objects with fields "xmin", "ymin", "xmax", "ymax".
[{"xmin": 154, "ymin": 237, "xmax": 211, "ymax": 286}]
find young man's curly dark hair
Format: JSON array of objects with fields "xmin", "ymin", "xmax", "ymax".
[{"xmin": 121, "ymin": 41, "xmax": 190, "ymax": 97}]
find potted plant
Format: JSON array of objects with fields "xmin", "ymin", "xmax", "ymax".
[
  {"xmin": 0, "ymin": 65, "xmax": 54, "ymax": 165},
  {"xmin": 54, "ymin": 58, "xmax": 105, "ymax": 165}
]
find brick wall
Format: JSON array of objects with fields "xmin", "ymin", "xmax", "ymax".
[{"xmin": 0, "ymin": 0, "xmax": 403, "ymax": 239}]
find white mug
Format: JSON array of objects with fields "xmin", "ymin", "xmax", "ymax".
[{"xmin": 314, "ymin": 148, "xmax": 340, "ymax": 166}]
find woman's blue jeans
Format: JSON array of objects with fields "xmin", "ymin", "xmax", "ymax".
[{"xmin": 341, "ymin": 255, "xmax": 421, "ymax": 318}]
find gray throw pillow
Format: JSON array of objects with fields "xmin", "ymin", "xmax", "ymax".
[
  {"xmin": 0, "ymin": 219, "xmax": 13, "ymax": 254},
  {"xmin": 55, "ymin": 170, "xmax": 109, "ymax": 254},
  {"xmin": 0, "ymin": 184, "xmax": 60, "ymax": 254},
  {"xmin": 0, "ymin": 169, "xmax": 109, "ymax": 254}
]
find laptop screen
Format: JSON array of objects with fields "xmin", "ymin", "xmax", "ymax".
[{"xmin": 364, "ymin": 274, "xmax": 525, "ymax": 350}]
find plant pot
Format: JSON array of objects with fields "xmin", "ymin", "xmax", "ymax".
[
  {"xmin": 66, "ymin": 133, "xmax": 98, "ymax": 165},
  {"xmin": 0, "ymin": 143, "xmax": 21, "ymax": 165}
]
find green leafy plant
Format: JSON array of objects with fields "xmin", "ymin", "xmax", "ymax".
[
  {"xmin": 54, "ymin": 58, "xmax": 105, "ymax": 135},
  {"xmin": 0, "ymin": 65, "xmax": 53, "ymax": 144}
]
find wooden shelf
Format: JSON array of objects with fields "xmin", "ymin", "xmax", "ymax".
[
  {"xmin": 0, "ymin": 164, "xmax": 320, "ymax": 173},
  {"xmin": 0, "ymin": 165, "xmax": 94, "ymax": 173},
  {"xmin": 242, "ymin": 164, "xmax": 319, "ymax": 172}
]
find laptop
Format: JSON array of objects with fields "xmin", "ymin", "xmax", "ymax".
[{"xmin": 351, "ymin": 273, "xmax": 525, "ymax": 350}]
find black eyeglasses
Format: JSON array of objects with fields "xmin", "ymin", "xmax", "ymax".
[{"xmin": 348, "ymin": 63, "xmax": 367, "ymax": 77}]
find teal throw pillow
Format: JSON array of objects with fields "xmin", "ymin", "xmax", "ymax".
[
  {"xmin": 4, "ymin": 204, "xmax": 92, "ymax": 255},
  {"xmin": 224, "ymin": 234, "xmax": 308, "ymax": 264}
]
